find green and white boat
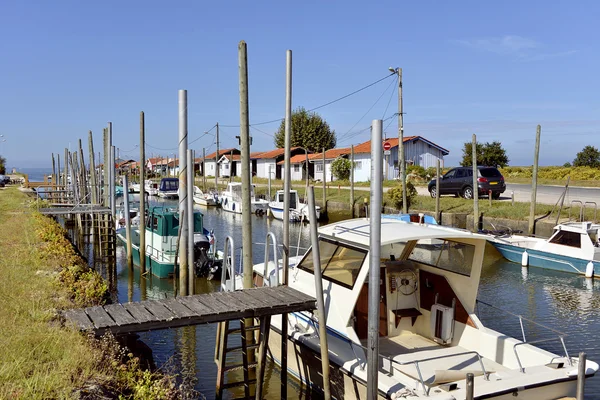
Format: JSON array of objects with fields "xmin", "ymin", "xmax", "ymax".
[{"xmin": 117, "ymin": 206, "xmax": 217, "ymax": 279}]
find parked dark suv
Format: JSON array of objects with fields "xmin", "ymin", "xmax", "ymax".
[{"xmin": 428, "ymin": 166, "xmax": 506, "ymax": 199}]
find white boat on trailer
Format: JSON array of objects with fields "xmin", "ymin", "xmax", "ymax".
[
  {"xmin": 222, "ymin": 217, "xmax": 597, "ymax": 399},
  {"xmin": 193, "ymin": 186, "xmax": 218, "ymax": 206}
]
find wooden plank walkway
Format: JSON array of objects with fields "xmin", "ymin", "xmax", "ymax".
[
  {"xmin": 39, "ymin": 205, "xmax": 111, "ymax": 215},
  {"xmin": 62, "ymin": 286, "xmax": 316, "ymax": 336}
]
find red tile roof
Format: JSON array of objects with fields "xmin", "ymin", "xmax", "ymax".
[
  {"xmin": 277, "ymin": 154, "xmax": 310, "ymax": 165},
  {"xmin": 254, "ymin": 147, "xmax": 302, "ymax": 159},
  {"xmin": 205, "ymin": 148, "xmax": 238, "ymax": 160},
  {"xmin": 307, "ymin": 147, "xmax": 351, "ymax": 161}
]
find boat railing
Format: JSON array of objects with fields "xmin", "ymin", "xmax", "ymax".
[
  {"xmin": 221, "ymin": 236, "xmax": 236, "ymax": 292},
  {"xmin": 263, "ymin": 232, "xmax": 279, "ymax": 287},
  {"xmin": 569, "ymin": 200, "xmax": 598, "ymax": 223},
  {"xmin": 476, "ymin": 299, "xmax": 572, "ymax": 373}
]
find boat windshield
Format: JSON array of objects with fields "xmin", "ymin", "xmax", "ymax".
[
  {"xmin": 549, "ymin": 230, "xmax": 581, "ymax": 248},
  {"xmin": 298, "ymin": 238, "xmax": 367, "ymax": 289},
  {"xmin": 408, "ymin": 239, "xmax": 475, "ymax": 276}
]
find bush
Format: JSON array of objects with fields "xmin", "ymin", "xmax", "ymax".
[
  {"xmin": 331, "ymin": 157, "xmax": 352, "ymax": 181},
  {"xmin": 388, "ymin": 181, "xmax": 417, "ymax": 210}
]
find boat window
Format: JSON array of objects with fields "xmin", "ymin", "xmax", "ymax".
[
  {"xmin": 408, "ymin": 239, "xmax": 475, "ymax": 276},
  {"xmin": 298, "ymin": 238, "xmax": 367, "ymax": 289},
  {"xmin": 549, "ymin": 230, "xmax": 581, "ymax": 248}
]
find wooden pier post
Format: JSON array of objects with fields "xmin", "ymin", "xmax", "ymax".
[
  {"xmin": 88, "ymin": 130, "xmax": 98, "ymax": 205},
  {"xmin": 202, "ymin": 147, "xmax": 207, "ymax": 192},
  {"xmin": 577, "ymin": 352, "xmax": 586, "ymax": 400},
  {"xmin": 123, "ymin": 175, "xmax": 133, "ymax": 269},
  {"xmin": 56, "ymin": 154, "xmax": 61, "ymax": 203},
  {"xmin": 466, "ymin": 372, "xmax": 474, "ymax": 400},
  {"xmin": 78, "ymin": 139, "xmax": 88, "ymax": 204},
  {"xmin": 308, "ymin": 186, "xmax": 331, "ymax": 399},
  {"xmin": 322, "ymin": 147, "xmax": 326, "ymax": 215},
  {"xmin": 435, "ymin": 159, "xmax": 440, "ymax": 222},
  {"xmin": 103, "ymin": 127, "xmax": 109, "ymax": 207},
  {"xmin": 472, "ymin": 134, "xmax": 479, "ymax": 232},
  {"xmin": 139, "ymin": 112, "xmax": 146, "ymax": 274},
  {"xmin": 528, "ymin": 125, "xmax": 541, "ymax": 235},
  {"xmin": 350, "ymin": 145, "xmax": 355, "ymax": 217},
  {"xmin": 178, "ymin": 90, "xmax": 189, "ymax": 296}
]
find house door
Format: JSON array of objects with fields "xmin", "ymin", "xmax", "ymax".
[{"xmin": 354, "ymin": 267, "xmax": 388, "ymax": 340}]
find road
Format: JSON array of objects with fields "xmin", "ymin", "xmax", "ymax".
[{"xmin": 412, "ymin": 183, "xmax": 600, "ymax": 206}]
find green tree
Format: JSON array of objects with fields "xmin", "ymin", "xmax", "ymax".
[
  {"xmin": 330, "ymin": 157, "xmax": 351, "ymax": 181},
  {"xmin": 460, "ymin": 141, "xmax": 509, "ymax": 168},
  {"xmin": 274, "ymin": 107, "xmax": 336, "ymax": 153},
  {"xmin": 573, "ymin": 145, "xmax": 600, "ymax": 168},
  {"xmin": 0, "ymin": 156, "xmax": 5, "ymax": 174}
]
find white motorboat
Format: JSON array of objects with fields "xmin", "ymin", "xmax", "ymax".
[
  {"xmin": 193, "ymin": 186, "xmax": 218, "ymax": 206},
  {"xmin": 222, "ymin": 217, "xmax": 598, "ymax": 399},
  {"xmin": 157, "ymin": 178, "xmax": 178, "ymax": 199},
  {"xmin": 130, "ymin": 179, "xmax": 159, "ymax": 196},
  {"xmin": 487, "ymin": 221, "xmax": 600, "ymax": 277},
  {"xmin": 268, "ymin": 189, "xmax": 319, "ymax": 222},
  {"xmin": 219, "ymin": 182, "xmax": 269, "ymax": 215}
]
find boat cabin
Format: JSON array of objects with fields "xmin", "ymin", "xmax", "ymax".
[
  {"xmin": 159, "ymin": 178, "xmax": 179, "ymax": 193},
  {"xmin": 146, "ymin": 206, "xmax": 203, "ymax": 237}
]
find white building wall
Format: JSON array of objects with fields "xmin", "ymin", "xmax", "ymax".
[
  {"xmin": 404, "ymin": 141, "xmax": 445, "ymax": 169},
  {"xmin": 256, "ymin": 159, "xmax": 277, "ymax": 179},
  {"xmin": 205, "ymin": 160, "xmax": 217, "ymax": 176}
]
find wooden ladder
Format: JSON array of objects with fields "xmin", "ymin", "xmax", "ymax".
[
  {"xmin": 214, "ymin": 316, "xmax": 272, "ymax": 400},
  {"xmin": 98, "ymin": 213, "xmax": 116, "ymax": 261}
]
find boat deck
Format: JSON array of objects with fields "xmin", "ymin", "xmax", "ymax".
[{"xmin": 370, "ymin": 333, "xmax": 509, "ymax": 385}]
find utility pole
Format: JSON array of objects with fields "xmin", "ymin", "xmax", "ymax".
[
  {"xmin": 215, "ymin": 122, "xmax": 220, "ymax": 191},
  {"xmin": 139, "ymin": 112, "xmax": 146, "ymax": 274},
  {"xmin": 529, "ymin": 125, "xmax": 541, "ymax": 235},
  {"xmin": 393, "ymin": 67, "xmax": 407, "ymax": 213}
]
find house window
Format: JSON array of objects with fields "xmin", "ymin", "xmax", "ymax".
[
  {"xmin": 225, "ymin": 164, "xmax": 229, "ymax": 170},
  {"xmin": 355, "ymin": 161, "xmax": 362, "ymax": 170},
  {"xmin": 210, "ymin": 164, "xmax": 213, "ymax": 170},
  {"xmin": 316, "ymin": 163, "xmax": 323, "ymax": 172},
  {"xmin": 294, "ymin": 164, "xmax": 300, "ymax": 172}
]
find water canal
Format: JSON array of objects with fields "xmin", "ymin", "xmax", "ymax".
[{"xmin": 69, "ymin": 196, "xmax": 600, "ymax": 399}]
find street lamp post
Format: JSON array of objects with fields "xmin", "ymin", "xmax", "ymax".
[{"xmin": 389, "ymin": 67, "xmax": 407, "ymax": 213}]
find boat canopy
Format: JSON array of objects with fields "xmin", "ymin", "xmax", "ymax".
[{"xmin": 146, "ymin": 206, "xmax": 203, "ymax": 236}]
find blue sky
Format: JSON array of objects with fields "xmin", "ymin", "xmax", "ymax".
[{"xmin": 1, "ymin": 0, "xmax": 598, "ymax": 170}]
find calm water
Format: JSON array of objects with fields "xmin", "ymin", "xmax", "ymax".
[{"xmin": 83, "ymin": 197, "xmax": 600, "ymax": 398}]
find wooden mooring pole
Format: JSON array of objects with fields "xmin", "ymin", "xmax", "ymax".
[
  {"xmin": 577, "ymin": 352, "xmax": 586, "ymax": 400},
  {"xmin": 528, "ymin": 125, "xmax": 541, "ymax": 235},
  {"xmin": 308, "ymin": 186, "xmax": 331, "ymax": 399},
  {"xmin": 435, "ymin": 159, "xmax": 440, "ymax": 222},
  {"xmin": 350, "ymin": 144, "xmax": 355, "ymax": 217},
  {"xmin": 123, "ymin": 175, "xmax": 133, "ymax": 269},
  {"xmin": 139, "ymin": 112, "xmax": 146, "ymax": 274},
  {"xmin": 472, "ymin": 134, "xmax": 479, "ymax": 233}
]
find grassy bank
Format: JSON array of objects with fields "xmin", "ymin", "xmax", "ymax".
[{"xmin": 0, "ymin": 187, "xmax": 188, "ymax": 399}]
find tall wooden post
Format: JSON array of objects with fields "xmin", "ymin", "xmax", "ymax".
[
  {"xmin": 215, "ymin": 123, "xmax": 219, "ymax": 191},
  {"xmin": 139, "ymin": 112, "xmax": 146, "ymax": 273},
  {"xmin": 350, "ymin": 145, "xmax": 355, "ymax": 217},
  {"xmin": 435, "ymin": 159, "xmax": 440, "ymax": 222},
  {"xmin": 239, "ymin": 41, "xmax": 253, "ymax": 290},
  {"xmin": 51, "ymin": 153, "xmax": 56, "ymax": 187},
  {"xmin": 78, "ymin": 139, "xmax": 88, "ymax": 203},
  {"xmin": 103, "ymin": 127, "xmax": 109, "ymax": 206},
  {"xmin": 472, "ymin": 134, "xmax": 479, "ymax": 232},
  {"xmin": 202, "ymin": 148, "xmax": 206, "ymax": 192},
  {"xmin": 88, "ymin": 131, "xmax": 98, "ymax": 205},
  {"xmin": 528, "ymin": 125, "xmax": 541, "ymax": 235},
  {"xmin": 56, "ymin": 154, "xmax": 61, "ymax": 202},
  {"xmin": 178, "ymin": 90, "xmax": 189, "ymax": 296},
  {"xmin": 322, "ymin": 148, "xmax": 326, "ymax": 213},
  {"xmin": 396, "ymin": 68, "xmax": 407, "ymax": 213}
]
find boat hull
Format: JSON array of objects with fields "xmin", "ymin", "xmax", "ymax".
[
  {"xmin": 221, "ymin": 199, "xmax": 268, "ymax": 215},
  {"xmin": 491, "ymin": 241, "xmax": 600, "ymax": 276},
  {"xmin": 117, "ymin": 232, "xmax": 175, "ymax": 279},
  {"xmin": 267, "ymin": 324, "xmax": 580, "ymax": 399}
]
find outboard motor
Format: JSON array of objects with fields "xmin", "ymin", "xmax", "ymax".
[{"xmin": 193, "ymin": 232, "xmax": 213, "ymax": 277}]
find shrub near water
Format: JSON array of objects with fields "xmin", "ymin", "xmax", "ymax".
[{"xmin": 0, "ymin": 189, "xmax": 193, "ymax": 399}]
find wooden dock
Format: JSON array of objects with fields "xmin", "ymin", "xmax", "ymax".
[
  {"xmin": 38, "ymin": 205, "xmax": 111, "ymax": 215},
  {"xmin": 62, "ymin": 286, "xmax": 316, "ymax": 336}
]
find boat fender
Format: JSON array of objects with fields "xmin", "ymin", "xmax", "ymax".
[
  {"xmin": 586, "ymin": 261, "xmax": 594, "ymax": 278},
  {"xmin": 521, "ymin": 251, "xmax": 528, "ymax": 267}
]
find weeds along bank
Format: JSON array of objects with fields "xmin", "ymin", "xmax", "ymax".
[{"xmin": 0, "ymin": 188, "xmax": 193, "ymax": 399}]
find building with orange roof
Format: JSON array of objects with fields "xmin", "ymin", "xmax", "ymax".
[{"xmin": 253, "ymin": 146, "xmax": 308, "ymax": 179}]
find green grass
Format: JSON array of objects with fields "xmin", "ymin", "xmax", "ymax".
[{"xmin": 0, "ymin": 188, "xmax": 109, "ymax": 399}]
